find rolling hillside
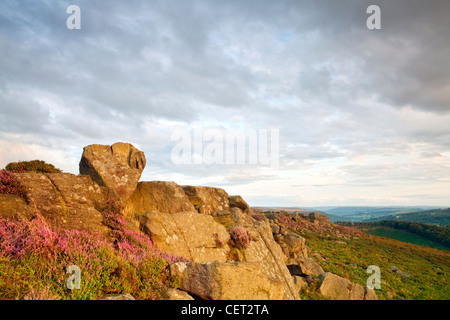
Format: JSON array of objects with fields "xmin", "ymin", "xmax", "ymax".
[{"xmin": 368, "ymin": 208, "xmax": 450, "ymax": 226}]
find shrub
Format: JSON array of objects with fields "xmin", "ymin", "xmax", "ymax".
[
  {"xmin": 0, "ymin": 200, "xmax": 189, "ymax": 300},
  {"xmin": 0, "ymin": 170, "xmax": 23, "ymax": 196},
  {"xmin": 5, "ymin": 160, "xmax": 62, "ymax": 174},
  {"xmin": 228, "ymin": 226, "xmax": 251, "ymax": 249}
]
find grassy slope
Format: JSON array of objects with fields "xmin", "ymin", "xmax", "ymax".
[
  {"xmin": 362, "ymin": 226, "xmax": 450, "ymax": 251},
  {"xmin": 302, "ymin": 231, "xmax": 450, "ymax": 300}
]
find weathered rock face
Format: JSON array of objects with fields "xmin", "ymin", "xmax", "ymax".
[
  {"xmin": 139, "ymin": 211, "xmax": 230, "ymax": 262},
  {"xmin": 124, "ymin": 181, "xmax": 195, "ymax": 219},
  {"xmin": 170, "ymin": 261, "xmax": 284, "ymax": 300},
  {"xmin": 182, "ymin": 186, "xmax": 230, "ymax": 213},
  {"xmin": 0, "ymin": 194, "xmax": 34, "ymax": 220},
  {"xmin": 207, "ymin": 207, "xmax": 299, "ymax": 300},
  {"xmin": 223, "ymin": 208, "xmax": 299, "ymax": 300},
  {"xmin": 228, "ymin": 195, "xmax": 249, "ymax": 212},
  {"xmin": 79, "ymin": 142, "xmax": 146, "ymax": 202},
  {"xmin": 15, "ymin": 173, "xmax": 111, "ymax": 235},
  {"xmin": 318, "ymin": 272, "xmax": 366, "ymax": 300}
]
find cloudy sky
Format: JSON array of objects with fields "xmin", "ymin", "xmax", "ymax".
[{"xmin": 1, "ymin": 0, "xmax": 449, "ymax": 207}]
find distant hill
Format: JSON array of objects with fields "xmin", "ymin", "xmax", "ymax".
[
  {"xmin": 251, "ymin": 206, "xmax": 343, "ymax": 222},
  {"xmin": 368, "ymin": 208, "xmax": 450, "ymax": 226},
  {"xmin": 308, "ymin": 206, "xmax": 444, "ymax": 222}
]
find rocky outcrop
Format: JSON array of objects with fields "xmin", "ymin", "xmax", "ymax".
[
  {"xmin": 15, "ymin": 172, "xmax": 111, "ymax": 235},
  {"xmin": 227, "ymin": 208, "xmax": 300, "ymax": 300},
  {"xmin": 139, "ymin": 211, "xmax": 230, "ymax": 262},
  {"xmin": 170, "ymin": 261, "xmax": 284, "ymax": 300},
  {"xmin": 124, "ymin": 181, "xmax": 195, "ymax": 219},
  {"xmin": 182, "ymin": 186, "xmax": 230, "ymax": 213},
  {"xmin": 79, "ymin": 142, "xmax": 146, "ymax": 202},
  {"xmin": 272, "ymin": 229, "xmax": 308, "ymax": 259}
]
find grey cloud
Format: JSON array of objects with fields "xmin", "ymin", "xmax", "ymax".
[{"xmin": 1, "ymin": 0, "xmax": 449, "ymax": 202}]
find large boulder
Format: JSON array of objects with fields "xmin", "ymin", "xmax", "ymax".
[
  {"xmin": 79, "ymin": 142, "xmax": 146, "ymax": 202},
  {"xmin": 182, "ymin": 186, "xmax": 230, "ymax": 213},
  {"xmin": 15, "ymin": 173, "xmax": 111, "ymax": 235},
  {"xmin": 124, "ymin": 181, "xmax": 195, "ymax": 219},
  {"xmin": 170, "ymin": 261, "xmax": 284, "ymax": 300},
  {"xmin": 139, "ymin": 211, "xmax": 230, "ymax": 262},
  {"xmin": 318, "ymin": 272, "xmax": 365, "ymax": 300}
]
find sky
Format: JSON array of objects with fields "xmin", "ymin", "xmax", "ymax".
[{"xmin": 1, "ymin": 0, "xmax": 449, "ymax": 207}]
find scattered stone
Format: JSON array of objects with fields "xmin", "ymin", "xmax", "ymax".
[{"xmin": 389, "ymin": 266, "xmax": 411, "ymax": 278}]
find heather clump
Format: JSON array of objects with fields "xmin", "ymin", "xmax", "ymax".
[
  {"xmin": 228, "ymin": 226, "xmax": 251, "ymax": 249},
  {"xmin": 5, "ymin": 160, "xmax": 62, "ymax": 173},
  {"xmin": 0, "ymin": 201, "xmax": 188, "ymax": 300},
  {"xmin": 0, "ymin": 170, "xmax": 24, "ymax": 196}
]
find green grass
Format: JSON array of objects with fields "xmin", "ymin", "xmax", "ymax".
[
  {"xmin": 302, "ymin": 232, "xmax": 450, "ymax": 300},
  {"xmin": 363, "ymin": 226, "xmax": 450, "ymax": 251}
]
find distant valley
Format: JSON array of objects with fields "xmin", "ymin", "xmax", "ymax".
[{"xmin": 252, "ymin": 206, "xmax": 450, "ymax": 226}]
